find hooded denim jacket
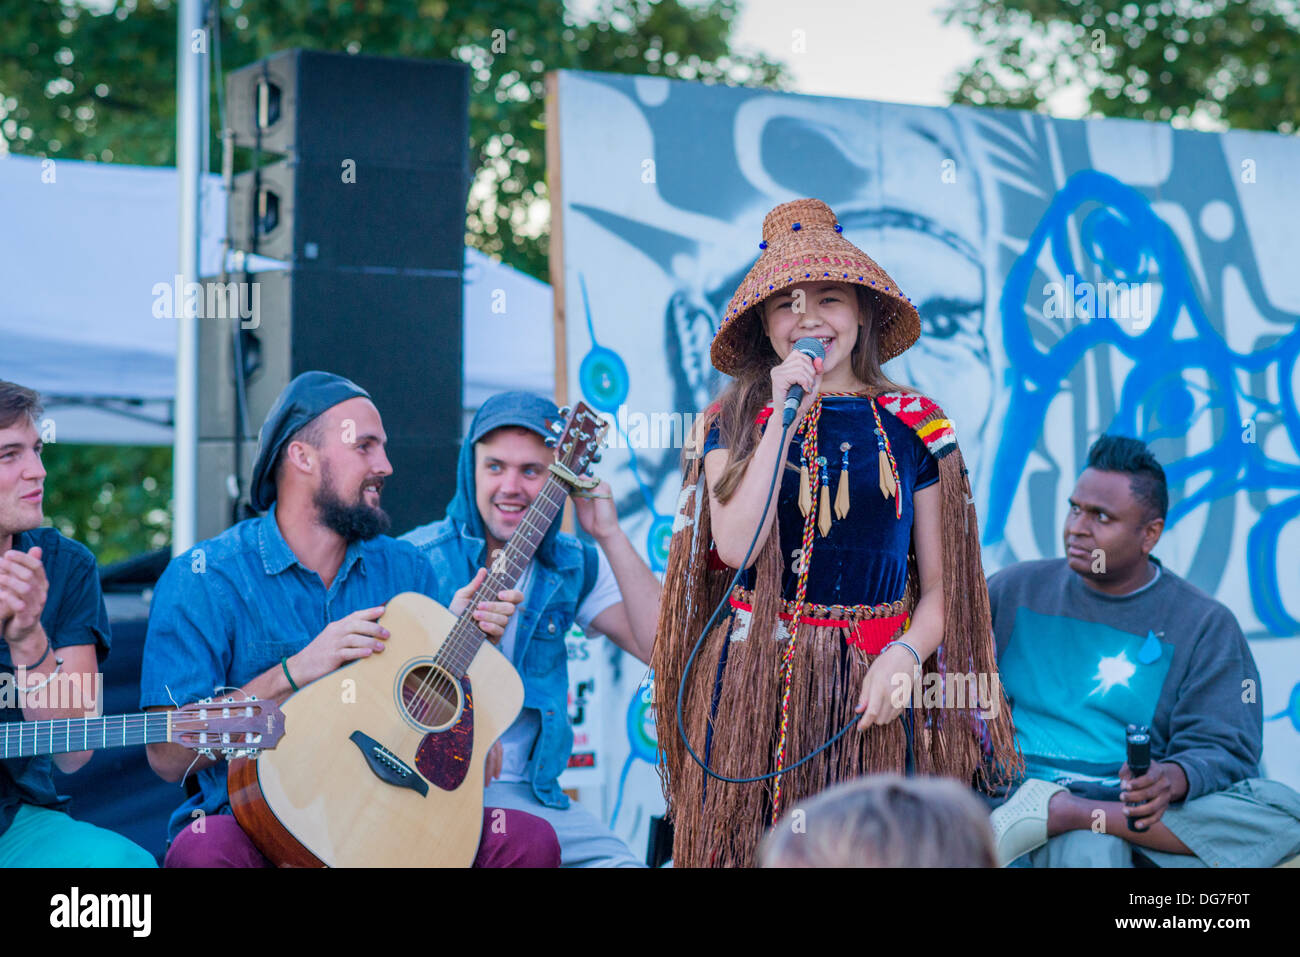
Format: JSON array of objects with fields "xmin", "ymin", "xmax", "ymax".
[{"xmin": 401, "ymin": 514, "xmax": 591, "ymax": 809}]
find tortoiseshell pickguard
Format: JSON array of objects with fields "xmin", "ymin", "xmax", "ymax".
[{"xmin": 414, "ymin": 677, "xmax": 474, "ymax": 791}]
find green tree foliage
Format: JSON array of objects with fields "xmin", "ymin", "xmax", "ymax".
[
  {"xmin": 39, "ymin": 443, "xmax": 173, "ymax": 566},
  {"xmin": 2, "ymin": 0, "xmax": 785, "ymax": 563},
  {"xmin": 1, "ymin": 0, "xmax": 787, "ymax": 281},
  {"xmin": 940, "ymin": 0, "xmax": 1300, "ymax": 134}
]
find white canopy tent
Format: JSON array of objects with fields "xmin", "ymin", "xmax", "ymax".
[{"xmin": 0, "ymin": 153, "xmax": 555, "ymax": 444}]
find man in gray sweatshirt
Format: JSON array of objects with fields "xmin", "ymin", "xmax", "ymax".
[{"xmin": 987, "ymin": 434, "xmax": 1300, "ymax": 867}]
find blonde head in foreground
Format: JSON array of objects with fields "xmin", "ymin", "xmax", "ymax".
[{"xmin": 761, "ymin": 774, "xmax": 997, "ymax": 868}]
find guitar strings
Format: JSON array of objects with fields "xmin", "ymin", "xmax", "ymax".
[
  {"xmin": 406, "ymin": 505, "xmax": 543, "ymax": 723},
  {"xmin": 407, "ymin": 477, "xmax": 569, "ymax": 724},
  {"xmin": 6, "ymin": 710, "xmax": 265, "ymax": 759},
  {"xmin": 405, "ymin": 480, "xmax": 570, "ymax": 726},
  {"xmin": 5, "ymin": 713, "xmax": 174, "ymax": 755}
]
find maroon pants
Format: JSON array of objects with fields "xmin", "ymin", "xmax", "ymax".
[{"xmin": 164, "ymin": 808, "xmax": 561, "ymax": 868}]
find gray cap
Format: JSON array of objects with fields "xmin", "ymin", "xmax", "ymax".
[
  {"xmin": 249, "ymin": 371, "xmax": 371, "ymax": 512},
  {"xmin": 468, "ymin": 391, "xmax": 559, "ymax": 445}
]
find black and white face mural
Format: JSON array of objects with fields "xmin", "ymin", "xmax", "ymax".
[{"xmin": 553, "ymin": 70, "xmax": 1300, "ymax": 850}]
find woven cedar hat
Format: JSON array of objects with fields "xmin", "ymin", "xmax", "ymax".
[{"xmin": 711, "ymin": 198, "xmax": 921, "ymax": 376}]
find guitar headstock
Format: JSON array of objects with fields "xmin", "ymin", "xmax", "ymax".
[
  {"xmin": 172, "ymin": 696, "xmax": 286, "ymax": 759},
  {"xmin": 545, "ymin": 401, "xmax": 609, "ymax": 480}
]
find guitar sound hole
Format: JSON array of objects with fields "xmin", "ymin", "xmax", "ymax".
[{"xmin": 400, "ymin": 666, "xmax": 461, "ymax": 729}]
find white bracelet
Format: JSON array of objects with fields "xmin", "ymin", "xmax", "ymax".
[
  {"xmin": 883, "ymin": 639, "xmax": 921, "ymax": 668},
  {"xmin": 22, "ymin": 655, "xmax": 64, "ymax": 695}
]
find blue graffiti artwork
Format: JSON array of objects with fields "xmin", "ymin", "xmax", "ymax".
[
  {"xmin": 610, "ymin": 677, "xmax": 658, "ymax": 830},
  {"xmin": 1266, "ymin": 681, "xmax": 1300, "ymax": 734},
  {"xmin": 987, "ymin": 169, "xmax": 1300, "ymax": 636},
  {"xmin": 576, "ymin": 272, "xmax": 676, "ymax": 571},
  {"xmin": 552, "ymin": 68, "xmax": 1300, "ymax": 833}
]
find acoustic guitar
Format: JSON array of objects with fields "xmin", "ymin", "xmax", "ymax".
[
  {"xmin": 1, "ymin": 695, "xmax": 284, "ymax": 760},
  {"xmin": 229, "ymin": 403, "xmax": 608, "ymax": 867}
]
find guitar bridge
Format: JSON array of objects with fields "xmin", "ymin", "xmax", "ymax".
[{"xmin": 348, "ymin": 731, "xmax": 428, "ymax": 797}]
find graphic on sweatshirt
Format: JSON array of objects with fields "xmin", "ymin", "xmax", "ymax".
[{"xmin": 999, "ymin": 608, "xmax": 1174, "ymax": 785}]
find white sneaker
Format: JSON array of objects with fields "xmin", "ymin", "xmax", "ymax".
[{"xmin": 989, "ymin": 778, "xmax": 1067, "ymax": 867}]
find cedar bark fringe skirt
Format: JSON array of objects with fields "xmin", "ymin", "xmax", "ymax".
[{"xmin": 669, "ymin": 587, "xmax": 918, "ymax": 870}]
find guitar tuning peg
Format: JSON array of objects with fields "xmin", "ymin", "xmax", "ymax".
[
  {"xmin": 591, "ymin": 451, "xmax": 602, "ymax": 463},
  {"xmin": 558, "ymin": 405, "xmax": 572, "ymax": 418},
  {"xmin": 544, "ymin": 437, "xmax": 557, "ymax": 448}
]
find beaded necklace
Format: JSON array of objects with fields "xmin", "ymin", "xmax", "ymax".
[{"xmin": 769, "ymin": 389, "xmax": 901, "ymax": 818}]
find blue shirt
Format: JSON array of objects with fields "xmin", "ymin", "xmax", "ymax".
[
  {"xmin": 139, "ymin": 504, "xmax": 442, "ymax": 841},
  {"xmin": 0, "ymin": 527, "xmax": 111, "ymax": 840}
]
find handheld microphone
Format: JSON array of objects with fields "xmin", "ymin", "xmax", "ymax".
[
  {"xmin": 1124, "ymin": 724, "xmax": 1151, "ymax": 831},
  {"xmin": 782, "ymin": 336, "xmax": 826, "ymax": 426}
]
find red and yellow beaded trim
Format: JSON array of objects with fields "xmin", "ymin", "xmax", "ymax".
[{"xmin": 877, "ymin": 391, "xmax": 957, "ymax": 459}]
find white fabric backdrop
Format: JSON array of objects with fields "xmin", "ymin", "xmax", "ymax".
[{"xmin": 0, "ymin": 154, "xmax": 555, "ymax": 442}]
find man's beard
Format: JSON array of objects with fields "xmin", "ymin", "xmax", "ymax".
[{"xmin": 313, "ymin": 462, "xmax": 390, "ymax": 544}]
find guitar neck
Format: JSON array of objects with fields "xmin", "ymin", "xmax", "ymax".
[
  {"xmin": 0, "ymin": 713, "xmax": 173, "ymax": 759},
  {"xmin": 439, "ymin": 475, "xmax": 571, "ymax": 676}
]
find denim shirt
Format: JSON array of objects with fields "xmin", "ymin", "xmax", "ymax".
[
  {"xmin": 401, "ymin": 516, "xmax": 587, "ymax": 810},
  {"xmin": 140, "ymin": 503, "xmax": 441, "ymax": 841}
]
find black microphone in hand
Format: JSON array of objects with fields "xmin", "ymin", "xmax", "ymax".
[
  {"xmin": 782, "ymin": 336, "xmax": 826, "ymax": 426},
  {"xmin": 1124, "ymin": 724, "xmax": 1151, "ymax": 831}
]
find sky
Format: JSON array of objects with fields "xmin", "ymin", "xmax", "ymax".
[
  {"xmin": 563, "ymin": 0, "xmax": 1012, "ymax": 111},
  {"xmin": 729, "ymin": 0, "xmax": 985, "ymax": 108},
  {"xmin": 564, "ymin": 0, "xmax": 1097, "ymax": 119}
]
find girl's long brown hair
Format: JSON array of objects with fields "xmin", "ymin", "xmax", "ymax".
[{"xmin": 706, "ymin": 285, "xmax": 914, "ymax": 502}]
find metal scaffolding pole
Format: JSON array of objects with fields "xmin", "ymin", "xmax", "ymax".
[{"xmin": 173, "ymin": 0, "xmax": 207, "ymax": 554}]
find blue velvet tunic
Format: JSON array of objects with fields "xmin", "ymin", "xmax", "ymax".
[{"xmin": 702, "ymin": 395, "xmax": 939, "ymax": 608}]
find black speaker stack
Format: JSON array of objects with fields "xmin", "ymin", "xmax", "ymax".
[{"xmin": 198, "ymin": 49, "xmax": 470, "ymax": 541}]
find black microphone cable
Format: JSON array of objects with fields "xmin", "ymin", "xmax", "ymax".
[{"xmin": 674, "ymin": 411, "xmax": 917, "ymax": 785}]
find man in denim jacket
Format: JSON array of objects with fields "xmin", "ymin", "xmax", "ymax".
[
  {"xmin": 402, "ymin": 391, "xmax": 661, "ymax": 867},
  {"xmin": 142, "ymin": 373, "xmax": 560, "ymax": 867}
]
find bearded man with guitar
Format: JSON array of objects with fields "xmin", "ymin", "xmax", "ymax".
[
  {"xmin": 400, "ymin": 391, "xmax": 661, "ymax": 867},
  {"xmin": 0, "ymin": 379, "xmax": 156, "ymax": 867},
  {"xmin": 141, "ymin": 372, "xmax": 560, "ymax": 867}
]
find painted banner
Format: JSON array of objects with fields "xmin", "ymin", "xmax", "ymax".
[{"xmin": 550, "ymin": 68, "xmax": 1300, "ymax": 859}]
